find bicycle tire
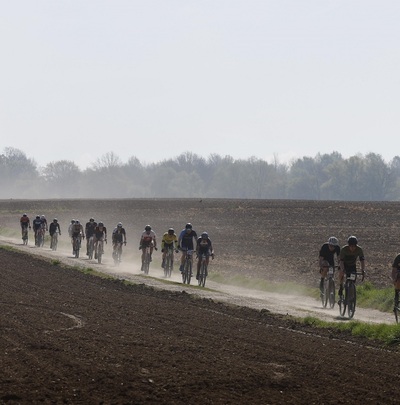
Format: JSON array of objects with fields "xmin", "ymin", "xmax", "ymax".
[
  {"xmin": 199, "ymin": 261, "xmax": 207, "ymax": 287},
  {"xmin": 88, "ymin": 237, "xmax": 94, "ymax": 259},
  {"xmin": 321, "ymin": 278, "xmax": 328, "ymax": 308},
  {"xmin": 347, "ymin": 282, "xmax": 356, "ymax": 319},
  {"xmin": 164, "ymin": 254, "xmax": 172, "ymax": 278},
  {"xmin": 143, "ymin": 251, "xmax": 150, "ymax": 275},
  {"xmin": 328, "ymin": 278, "xmax": 335, "ymax": 309},
  {"xmin": 339, "ymin": 287, "xmax": 347, "ymax": 317},
  {"xmin": 186, "ymin": 260, "xmax": 192, "ymax": 284},
  {"xmin": 51, "ymin": 234, "xmax": 58, "ymax": 251},
  {"xmin": 97, "ymin": 243, "xmax": 103, "ymax": 264}
]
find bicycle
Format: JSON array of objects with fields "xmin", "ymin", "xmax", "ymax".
[
  {"xmin": 35, "ymin": 227, "xmax": 45, "ymax": 247},
  {"xmin": 142, "ymin": 245, "xmax": 152, "ymax": 275},
  {"xmin": 163, "ymin": 246, "xmax": 175, "ymax": 278},
  {"xmin": 50, "ymin": 231, "xmax": 59, "ymax": 251},
  {"xmin": 87, "ymin": 236, "xmax": 95, "ymax": 259},
  {"xmin": 94, "ymin": 238, "xmax": 106, "ymax": 264},
  {"xmin": 197, "ymin": 253, "xmax": 208, "ymax": 287},
  {"xmin": 72, "ymin": 234, "xmax": 82, "ymax": 258},
  {"xmin": 182, "ymin": 249, "xmax": 194, "ymax": 285},
  {"xmin": 338, "ymin": 271, "xmax": 365, "ymax": 319},
  {"xmin": 113, "ymin": 241, "xmax": 125, "ymax": 266},
  {"xmin": 21, "ymin": 227, "xmax": 29, "ymax": 245},
  {"xmin": 321, "ymin": 265, "xmax": 336, "ymax": 308}
]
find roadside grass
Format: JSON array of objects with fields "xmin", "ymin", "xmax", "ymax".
[
  {"xmin": 210, "ymin": 273, "xmax": 395, "ymax": 314},
  {"xmin": 302, "ymin": 316, "xmax": 400, "ymax": 346}
]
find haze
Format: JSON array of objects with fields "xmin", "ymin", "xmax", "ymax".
[{"xmin": 1, "ymin": 1, "xmax": 399, "ymax": 169}]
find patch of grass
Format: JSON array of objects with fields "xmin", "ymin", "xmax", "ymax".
[
  {"xmin": 51, "ymin": 259, "xmax": 61, "ymax": 266},
  {"xmin": 301, "ymin": 316, "xmax": 400, "ymax": 345}
]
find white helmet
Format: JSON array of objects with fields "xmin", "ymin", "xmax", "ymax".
[{"xmin": 328, "ymin": 236, "xmax": 338, "ymax": 246}]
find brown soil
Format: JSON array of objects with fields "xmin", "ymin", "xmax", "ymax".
[{"xmin": 1, "ymin": 199, "xmax": 400, "ymax": 404}]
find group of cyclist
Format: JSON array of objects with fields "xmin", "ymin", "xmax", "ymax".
[
  {"xmin": 319, "ymin": 235, "xmax": 366, "ymax": 301},
  {"xmin": 19, "ymin": 214, "xmax": 214, "ymax": 279}
]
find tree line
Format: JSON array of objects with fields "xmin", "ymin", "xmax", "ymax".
[{"xmin": 1, "ymin": 147, "xmax": 400, "ymax": 200}]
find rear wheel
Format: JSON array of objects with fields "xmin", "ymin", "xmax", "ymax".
[
  {"xmin": 347, "ymin": 282, "xmax": 357, "ymax": 319},
  {"xmin": 328, "ymin": 278, "xmax": 335, "ymax": 308}
]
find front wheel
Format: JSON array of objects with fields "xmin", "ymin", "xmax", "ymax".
[
  {"xmin": 198, "ymin": 261, "xmax": 207, "ymax": 287},
  {"xmin": 321, "ymin": 278, "xmax": 328, "ymax": 308},
  {"xmin": 347, "ymin": 282, "xmax": 357, "ymax": 319},
  {"xmin": 164, "ymin": 255, "xmax": 172, "ymax": 278},
  {"xmin": 339, "ymin": 288, "xmax": 347, "ymax": 317},
  {"xmin": 184, "ymin": 260, "xmax": 192, "ymax": 285},
  {"xmin": 328, "ymin": 278, "xmax": 335, "ymax": 309}
]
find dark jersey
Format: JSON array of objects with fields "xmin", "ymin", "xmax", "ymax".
[
  {"xmin": 94, "ymin": 226, "xmax": 107, "ymax": 240},
  {"xmin": 179, "ymin": 229, "xmax": 198, "ymax": 250},
  {"xmin": 196, "ymin": 237, "xmax": 213, "ymax": 255},
  {"xmin": 32, "ymin": 218, "xmax": 43, "ymax": 231},
  {"xmin": 85, "ymin": 221, "xmax": 97, "ymax": 237},
  {"xmin": 49, "ymin": 222, "xmax": 61, "ymax": 236},
  {"xmin": 319, "ymin": 243, "xmax": 340, "ymax": 266},
  {"xmin": 339, "ymin": 245, "xmax": 365, "ymax": 270}
]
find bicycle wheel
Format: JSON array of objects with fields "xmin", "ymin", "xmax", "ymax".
[
  {"xmin": 328, "ymin": 278, "xmax": 335, "ymax": 309},
  {"xmin": 186, "ymin": 260, "xmax": 192, "ymax": 284},
  {"xmin": 52, "ymin": 234, "xmax": 58, "ymax": 251},
  {"xmin": 88, "ymin": 238, "xmax": 94, "ymax": 259},
  {"xmin": 182, "ymin": 262, "xmax": 187, "ymax": 283},
  {"xmin": 347, "ymin": 282, "xmax": 357, "ymax": 319},
  {"xmin": 97, "ymin": 243, "xmax": 103, "ymax": 264},
  {"xmin": 199, "ymin": 261, "xmax": 207, "ymax": 287},
  {"xmin": 321, "ymin": 278, "xmax": 328, "ymax": 308},
  {"xmin": 164, "ymin": 254, "xmax": 171, "ymax": 278},
  {"xmin": 143, "ymin": 252, "xmax": 150, "ymax": 275},
  {"xmin": 74, "ymin": 238, "xmax": 80, "ymax": 258},
  {"xmin": 339, "ymin": 286, "xmax": 347, "ymax": 317}
]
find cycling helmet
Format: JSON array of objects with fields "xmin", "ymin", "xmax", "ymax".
[
  {"xmin": 117, "ymin": 222, "xmax": 123, "ymax": 228},
  {"xmin": 36, "ymin": 215, "xmax": 40, "ymax": 219},
  {"xmin": 168, "ymin": 228, "xmax": 174, "ymax": 235},
  {"xmin": 41, "ymin": 215, "xmax": 45, "ymax": 219},
  {"xmin": 98, "ymin": 222, "xmax": 104, "ymax": 227},
  {"xmin": 71, "ymin": 219, "xmax": 75, "ymax": 223},
  {"xmin": 185, "ymin": 223, "xmax": 192, "ymax": 229},
  {"xmin": 347, "ymin": 236, "xmax": 358, "ymax": 246},
  {"xmin": 23, "ymin": 213, "xmax": 27, "ymax": 217},
  {"xmin": 145, "ymin": 225, "xmax": 151, "ymax": 231},
  {"xmin": 90, "ymin": 217, "xmax": 95, "ymax": 222},
  {"xmin": 75, "ymin": 220, "xmax": 80, "ymax": 224},
  {"xmin": 53, "ymin": 218, "xmax": 58, "ymax": 222},
  {"xmin": 201, "ymin": 232, "xmax": 208, "ymax": 238},
  {"xmin": 328, "ymin": 236, "xmax": 338, "ymax": 246}
]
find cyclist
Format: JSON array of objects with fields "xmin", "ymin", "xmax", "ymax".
[
  {"xmin": 161, "ymin": 228, "xmax": 179, "ymax": 268},
  {"xmin": 49, "ymin": 218, "xmax": 61, "ymax": 249},
  {"xmin": 71, "ymin": 220, "xmax": 85, "ymax": 255},
  {"xmin": 85, "ymin": 217, "xmax": 97, "ymax": 256},
  {"xmin": 196, "ymin": 231, "xmax": 214, "ymax": 280},
  {"xmin": 139, "ymin": 225, "xmax": 157, "ymax": 271},
  {"xmin": 40, "ymin": 215, "xmax": 48, "ymax": 231},
  {"xmin": 68, "ymin": 219, "xmax": 76, "ymax": 253},
  {"xmin": 112, "ymin": 222, "xmax": 127, "ymax": 260},
  {"xmin": 338, "ymin": 235, "xmax": 365, "ymax": 297},
  {"xmin": 318, "ymin": 236, "xmax": 340, "ymax": 293},
  {"xmin": 32, "ymin": 215, "xmax": 43, "ymax": 244},
  {"xmin": 20, "ymin": 213, "xmax": 31, "ymax": 238},
  {"xmin": 178, "ymin": 223, "xmax": 198, "ymax": 272},
  {"xmin": 94, "ymin": 222, "xmax": 107, "ymax": 259}
]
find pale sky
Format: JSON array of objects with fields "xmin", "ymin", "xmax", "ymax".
[{"xmin": 1, "ymin": 1, "xmax": 399, "ymax": 169}]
